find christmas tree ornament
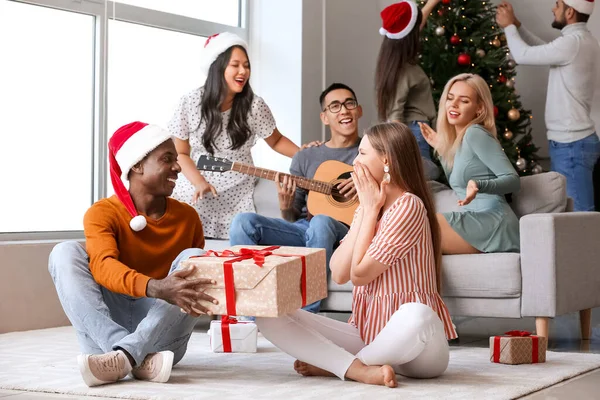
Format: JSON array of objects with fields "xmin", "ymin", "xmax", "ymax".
[
  {"xmin": 450, "ymin": 34, "xmax": 461, "ymax": 45},
  {"xmin": 442, "ymin": 0, "xmax": 451, "ymax": 4},
  {"xmin": 508, "ymin": 108, "xmax": 521, "ymax": 121},
  {"xmin": 500, "ymin": 34, "xmax": 507, "ymax": 42},
  {"xmin": 476, "ymin": 49, "xmax": 486, "ymax": 58},
  {"xmin": 504, "ymin": 129, "xmax": 514, "ymax": 140},
  {"xmin": 516, "ymin": 157, "xmax": 527, "ymax": 171},
  {"xmin": 507, "ymin": 59, "xmax": 517, "ymax": 68},
  {"xmin": 457, "ymin": 53, "xmax": 471, "ymax": 66},
  {"xmin": 506, "ymin": 79, "xmax": 515, "ymax": 88},
  {"xmin": 492, "ymin": 38, "xmax": 502, "ymax": 47},
  {"xmin": 494, "ymin": 106, "xmax": 499, "ymax": 117},
  {"xmin": 438, "ymin": 8, "xmax": 445, "ymax": 16},
  {"xmin": 532, "ymin": 164, "xmax": 543, "ymax": 174},
  {"xmin": 435, "ymin": 26, "xmax": 446, "ymax": 36},
  {"xmin": 498, "ymin": 75, "xmax": 507, "ymax": 84}
]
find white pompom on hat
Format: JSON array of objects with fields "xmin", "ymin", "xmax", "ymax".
[
  {"xmin": 379, "ymin": 1, "xmax": 419, "ymax": 40},
  {"xmin": 108, "ymin": 121, "xmax": 172, "ymax": 232},
  {"xmin": 563, "ymin": 0, "xmax": 594, "ymax": 15},
  {"xmin": 199, "ymin": 32, "xmax": 248, "ymax": 77}
]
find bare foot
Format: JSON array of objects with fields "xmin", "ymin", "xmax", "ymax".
[
  {"xmin": 345, "ymin": 359, "xmax": 398, "ymax": 388},
  {"xmin": 293, "ymin": 360, "xmax": 335, "ymax": 378}
]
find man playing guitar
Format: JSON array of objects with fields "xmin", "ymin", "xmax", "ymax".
[{"xmin": 229, "ymin": 83, "xmax": 362, "ymax": 313}]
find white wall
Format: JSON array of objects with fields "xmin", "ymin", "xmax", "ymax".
[{"xmin": 322, "ymin": 0, "xmax": 600, "ymax": 158}]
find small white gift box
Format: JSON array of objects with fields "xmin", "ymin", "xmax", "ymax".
[{"xmin": 208, "ymin": 317, "xmax": 258, "ymax": 353}]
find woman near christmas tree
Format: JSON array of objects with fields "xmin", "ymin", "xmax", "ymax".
[
  {"xmin": 168, "ymin": 32, "xmax": 306, "ymax": 239},
  {"xmin": 418, "ymin": 73, "xmax": 521, "ymax": 254},
  {"xmin": 375, "ymin": 0, "xmax": 441, "ymax": 162},
  {"xmin": 256, "ymin": 122, "xmax": 457, "ymax": 388}
]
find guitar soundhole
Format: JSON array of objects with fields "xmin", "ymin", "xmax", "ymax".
[{"xmin": 329, "ymin": 171, "xmax": 357, "ymax": 206}]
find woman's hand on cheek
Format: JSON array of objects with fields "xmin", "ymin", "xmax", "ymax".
[{"xmin": 352, "ymin": 162, "xmax": 386, "ymax": 214}]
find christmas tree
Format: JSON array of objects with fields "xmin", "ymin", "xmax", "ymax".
[{"xmin": 419, "ymin": 0, "xmax": 542, "ymax": 175}]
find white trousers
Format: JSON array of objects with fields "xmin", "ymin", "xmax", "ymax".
[{"xmin": 256, "ymin": 302, "xmax": 449, "ymax": 380}]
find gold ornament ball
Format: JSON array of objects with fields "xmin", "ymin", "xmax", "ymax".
[
  {"xmin": 492, "ymin": 38, "xmax": 502, "ymax": 47},
  {"xmin": 508, "ymin": 108, "xmax": 521, "ymax": 121},
  {"xmin": 507, "ymin": 59, "xmax": 517, "ymax": 68},
  {"xmin": 504, "ymin": 129, "xmax": 514, "ymax": 140},
  {"xmin": 506, "ymin": 79, "xmax": 515, "ymax": 89},
  {"xmin": 476, "ymin": 49, "xmax": 486, "ymax": 58},
  {"xmin": 516, "ymin": 157, "xmax": 527, "ymax": 171}
]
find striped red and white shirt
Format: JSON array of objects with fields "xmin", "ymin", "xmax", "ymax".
[{"xmin": 348, "ymin": 192, "xmax": 458, "ymax": 344}]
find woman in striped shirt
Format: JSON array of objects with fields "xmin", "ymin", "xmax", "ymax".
[{"xmin": 256, "ymin": 122, "xmax": 456, "ymax": 388}]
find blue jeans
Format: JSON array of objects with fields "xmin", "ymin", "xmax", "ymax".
[
  {"xmin": 48, "ymin": 241, "xmax": 204, "ymax": 365},
  {"xmin": 549, "ymin": 133, "xmax": 600, "ymax": 211},
  {"xmin": 408, "ymin": 121, "xmax": 433, "ymax": 161},
  {"xmin": 229, "ymin": 213, "xmax": 349, "ymax": 313}
]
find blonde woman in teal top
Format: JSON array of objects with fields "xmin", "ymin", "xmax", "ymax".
[{"xmin": 419, "ymin": 73, "xmax": 520, "ymax": 254}]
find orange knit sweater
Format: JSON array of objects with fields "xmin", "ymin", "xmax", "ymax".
[{"xmin": 83, "ymin": 196, "xmax": 205, "ymax": 297}]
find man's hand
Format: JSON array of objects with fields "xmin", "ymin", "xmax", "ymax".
[
  {"xmin": 496, "ymin": 1, "xmax": 520, "ymax": 29},
  {"xmin": 275, "ymin": 172, "xmax": 297, "ymax": 211},
  {"xmin": 336, "ymin": 177, "xmax": 357, "ymax": 199},
  {"xmin": 146, "ymin": 266, "xmax": 218, "ymax": 317}
]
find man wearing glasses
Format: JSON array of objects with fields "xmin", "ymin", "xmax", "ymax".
[{"xmin": 229, "ymin": 83, "xmax": 362, "ymax": 314}]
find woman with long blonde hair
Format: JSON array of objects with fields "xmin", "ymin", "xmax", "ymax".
[
  {"xmin": 419, "ymin": 73, "xmax": 520, "ymax": 254},
  {"xmin": 256, "ymin": 122, "xmax": 457, "ymax": 388}
]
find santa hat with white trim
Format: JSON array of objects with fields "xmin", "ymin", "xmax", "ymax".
[
  {"xmin": 563, "ymin": 0, "xmax": 594, "ymax": 15},
  {"xmin": 379, "ymin": 1, "xmax": 419, "ymax": 40},
  {"xmin": 108, "ymin": 121, "xmax": 173, "ymax": 232},
  {"xmin": 199, "ymin": 32, "xmax": 248, "ymax": 77}
]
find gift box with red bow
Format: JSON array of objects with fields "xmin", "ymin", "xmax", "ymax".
[
  {"xmin": 490, "ymin": 331, "xmax": 547, "ymax": 365},
  {"xmin": 208, "ymin": 316, "xmax": 258, "ymax": 353},
  {"xmin": 181, "ymin": 245, "xmax": 327, "ymax": 317}
]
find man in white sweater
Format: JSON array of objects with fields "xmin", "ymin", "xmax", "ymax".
[{"xmin": 496, "ymin": 0, "xmax": 600, "ymax": 211}]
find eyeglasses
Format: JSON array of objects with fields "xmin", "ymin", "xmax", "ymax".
[{"xmin": 324, "ymin": 99, "xmax": 358, "ymax": 113}]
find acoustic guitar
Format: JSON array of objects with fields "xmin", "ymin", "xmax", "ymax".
[{"xmin": 196, "ymin": 155, "xmax": 358, "ymax": 225}]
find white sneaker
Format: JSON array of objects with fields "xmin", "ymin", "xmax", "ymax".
[
  {"xmin": 77, "ymin": 350, "xmax": 132, "ymax": 387},
  {"xmin": 131, "ymin": 351, "xmax": 174, "ymax": 383}
]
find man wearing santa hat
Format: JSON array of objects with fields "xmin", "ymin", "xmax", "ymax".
[
  {"xmin": 48, "ymin": 122, "xmax": 217, "ymax": 387},
  {"xmin": 496, "ymin": 0, "xmax": 600, "ymax": 212}
]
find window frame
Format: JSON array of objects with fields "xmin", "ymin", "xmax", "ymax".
[{"xmin": 1, "ymin": 0, "xmax": 248, "ymax": 241}]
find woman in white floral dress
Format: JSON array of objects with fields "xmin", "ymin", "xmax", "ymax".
[{"xmin": 168, "ymin": 32, "xmax": 302, "ymax": 239}]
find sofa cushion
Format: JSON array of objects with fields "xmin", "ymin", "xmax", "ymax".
[
  {"xmin": 429, "ymin": 181, "xmax": 460, "ymax": 213},
  {"xmin": 441, "ymin": 253, "xmax": 521, "ymax": 298},
  {"xmin": 510, "ymin": 172, "xmax": 567, "ymax": 218}
]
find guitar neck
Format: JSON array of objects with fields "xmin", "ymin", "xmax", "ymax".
[{"xmin": 230, "ymin": 163, "xmax": 332, "ymax": 194}]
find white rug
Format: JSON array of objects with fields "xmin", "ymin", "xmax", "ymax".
[{"xmin": 1, "ymin": 327, "xmax": 599, "ymax": 400}]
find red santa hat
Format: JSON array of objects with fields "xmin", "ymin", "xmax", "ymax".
[
  {"xmin": 563, "ymin": 0, "xmax": 594, "ymax": 14},
  {"xmin": 108, "ymin": 121, "xmax": 173, "ymax": 232},
  {"xmin": 199, "ymin": 32, "xmax": 248, "ymax": 76},
  {"xmin": 379, "ymin": 1, "xmax": 419, "ymax": 40}
]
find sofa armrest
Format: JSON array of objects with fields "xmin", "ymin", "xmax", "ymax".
[{"xmin": 520, "ymin": 212, "xmax": 600, "ymax": 317}]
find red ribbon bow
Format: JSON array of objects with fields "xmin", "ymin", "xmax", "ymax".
[
  {"xmin": 194, "ymin": 246, "xmax": 307, "ymax": 316},
  {"xmin": 220, "ymin": 315, "xmax": 238, "ymax": 353},
  {"xmin": 504, "ymin": 330, "xmax": 532, "ymax": 337}
]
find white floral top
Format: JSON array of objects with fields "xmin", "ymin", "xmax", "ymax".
[{"xmin": 168, "ymin": 87, "xmax": 276, "ymax": 239}]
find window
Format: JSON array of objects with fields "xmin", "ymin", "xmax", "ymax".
[
  {"xmin": 0, "ymin": 1, "xmax": 94, "ymax": 233},
  {"xmin": 106, "ymin": 21, "xmax": 205, "ymax": 195},
  {"xmin": 0, "ymin": 0, "xmax": 246, "ymax": 237},
  {"xmin": 115, "ymin": 0, "xmax": 241, "ymax": 27}
]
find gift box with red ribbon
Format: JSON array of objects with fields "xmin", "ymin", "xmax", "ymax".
[
  {"xmin": 490, "ymin": 331, "xmax": 547, "ymax": 365},
  {"xmin": 181, "ymin": 245, "xmax": 327, "ymax": 317},
  {"xmin": 208, "ymin": 316, "xmax": 257, "ymax": 353}
]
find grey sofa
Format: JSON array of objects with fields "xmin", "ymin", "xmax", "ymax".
[{"xmin": 206, "ymin": 172, "xmax": 600, "ymax": 339}]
